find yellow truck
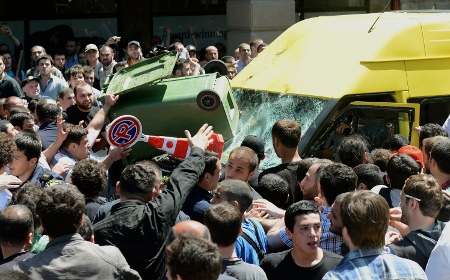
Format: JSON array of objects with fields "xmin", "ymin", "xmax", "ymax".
[{"xmin": 230, "ymin": 11, "xmax": 450, "ymax": 166}]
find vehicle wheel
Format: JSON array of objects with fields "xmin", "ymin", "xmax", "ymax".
[{"xmin": 197, "ymin": 90, "xmax": 220, "ymax": 111}]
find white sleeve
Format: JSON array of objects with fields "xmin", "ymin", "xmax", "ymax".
[{"xmin": 426, "ymin": 224, "xmax": 450, "ymax": 279}]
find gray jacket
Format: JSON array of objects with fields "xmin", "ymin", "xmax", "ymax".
[{"xmin": 15, "ymin": 233, "xmax": 141, "ymax": 280}]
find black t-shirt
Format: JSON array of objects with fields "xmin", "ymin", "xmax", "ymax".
[
  {"xmin": 260, "ymin": 249, "xmax": 342, "ymax": 280},
  {"xmin": 259, "ymin": 161, "xmax": 302, "ymax": 207},
  {"xmin": 63, "ymin": 105, "xmax": 105, "ymax": 132}
]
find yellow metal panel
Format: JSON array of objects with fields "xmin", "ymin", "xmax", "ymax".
[{"xmin": 232, "ymin": 12, "xmax": 450, "ymax": 99}]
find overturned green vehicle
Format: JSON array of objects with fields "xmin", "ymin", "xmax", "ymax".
[{"xmin": 100, "ymin": 51, "xmax": 239, "ymax": 163}]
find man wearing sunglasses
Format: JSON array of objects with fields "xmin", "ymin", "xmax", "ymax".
[{"xmin": 387, "ymin": 174, "xmax": 445, "ymax": 270}]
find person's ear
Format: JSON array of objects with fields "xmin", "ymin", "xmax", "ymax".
[
  {"xmin": 247, "ymin": 170, "xmax": 255, "ymax": 181},
  {"xmin": 286, "ymin": 227, "xmax": 293, "ymax": 240},
  {"xmin": 238, "ymin": 227, "xmax": 243, "ymax": 236},
  {"xmin": 30, "ymin": 157, "xmax": 38, "ymax": 166},
  {"xmin": 116, "ymin": 181, "xmax": 121, "ymax": 197},
  {"xmin": 26, "ymin": 232, "xmax": 33, "ymax": 246},
  {"xmin": 386, "ymin": 174, "xmax": 391, "ymax": 185},
  {"xmin": 79, "ymin": 214, "xmax": 84, "ymax": 229},
  {"xmin": 231, "ymin": 200, "xmax": 239, "ymax": 209}
]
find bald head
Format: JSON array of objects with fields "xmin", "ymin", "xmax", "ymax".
[
  {"xmin": 173, "ymin": 220, "xmax": 209, "ymax": 238},
  {"xmin": 205, "ymin": 46, "xmax": 218, "ymax": 62},
  {"xmin": 168, "ymin": 220, "xmax": 210, "ymax": 244}
]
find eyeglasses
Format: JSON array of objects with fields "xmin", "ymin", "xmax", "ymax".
[{"xmin": 405, "ymin": 194, "xmax": 421, "ymax": 202}]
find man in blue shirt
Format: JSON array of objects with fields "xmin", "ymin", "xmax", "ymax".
[
  {"xmin": 211, "ymin": 179, "xmax": 268, "ymax": 265},
  {"xmin": 323, "ymin": 191, "xmax": 426, "ymax": 280},
  {"xmin": 9, "ymin": 131, "xmax": 64, "ymax": 189}
]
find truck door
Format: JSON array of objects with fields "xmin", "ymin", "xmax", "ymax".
[
  {"xmin": 306, "ymin": 101, "xmax": 420, "ymax": 159},
  {"xmin": 347, "ymin": 101, "xmax": 420, "ymax": 148}
]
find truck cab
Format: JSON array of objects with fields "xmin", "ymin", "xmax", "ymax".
[{"xmin": 229, "ymin": 11, "xmax": 450, "ymax": 168}]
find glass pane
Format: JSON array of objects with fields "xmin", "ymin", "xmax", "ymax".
[{"xmin": 355, "ymin": 108, "xmax": 413, "ymax": 149}]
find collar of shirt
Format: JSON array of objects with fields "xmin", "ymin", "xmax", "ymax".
[
  {"xmin": 442, "ymin": 180, "xmax": 450, "ymax": 191},
  {"xmin": 341, "ymin": 247, "xmax": 386, "ymax": 263}
]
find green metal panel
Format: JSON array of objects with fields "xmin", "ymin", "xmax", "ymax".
[
  {"xmin": 103, "ymin": 70, "xmax": 238, "ymax": 162},
  {"xmin": 102, "ymin": 51, "xmax": 178, "ymax": 95}
]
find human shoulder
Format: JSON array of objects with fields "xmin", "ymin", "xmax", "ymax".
[
  {"xmin": 260, "ymin": 249, "xmax": 292, "ymax": 268},
  {"xmin": 223, "ymin": 259, "xmax": 267, "ymax": 280},
  {"xmin": 320, "ymin": 249, "xmax": 343, "ymax": 269}
]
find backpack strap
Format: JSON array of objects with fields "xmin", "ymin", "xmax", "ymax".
[{"xmin": 241, "ymin": 219, "xmax": 265, "ymax": 261}]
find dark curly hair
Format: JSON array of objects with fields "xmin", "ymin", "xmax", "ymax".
[
  {"xmin": 37, "ymin": 184, "xmax": 85, "ymax": 238},
  {"xmin": 10, "ymin": 182, "xmax": 45, "ymax": 230},
  {"xmin": 0, "ymin": 134, "xmax": 16, "ymax": 168},
  {"xmin": 71, "ymin": 159, "xmax": 107, "ymax": 198}
]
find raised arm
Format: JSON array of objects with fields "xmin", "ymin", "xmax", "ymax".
[
  {"xmin": 43, "ymin": 116, "xmax": 70, "ymax": 164},
  {"xmin": 188, "ymin": 25, "xmax": 200, "ymax": 51},
  {"xmin": 86, "ymin": 93, "xmax": 118, "ymax": 145},
  {"xmin": 154, "ymin": 124, "xmax": 213, "ymax": 221}
]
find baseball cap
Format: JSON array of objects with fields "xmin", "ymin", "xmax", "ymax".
[
  {"xmin": 241, "ymin": 135, "xmax": 265, "ymax": 160},
  {"xmin": 394, "ymin": 145, "xmax": 424, "ymax": 169},
  {"xmin": 186, "ymin": 45, "xmax": 196, "ymax": 52},
  {"xmin": 21, "ymin": 76, "xmax": 39, "ymax": 87},
  {"xmin": 127, "ymin": 40, "xmax": 141, "ymax": 48},
  {"xmin": 85, "ymin": 44, "xmax": 98, "ymax": 52}
]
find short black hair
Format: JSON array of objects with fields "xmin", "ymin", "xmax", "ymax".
[
  {"xmin": 71, "ymin": 159, "xmax": 107, "ymax": 198},
  {"xmin": 0, "ymin": 134, "xmax": 16, "ymax": 167},
  {"xmin": 285, "ymin": 200, "xmax": 320, "ymax": 233},
  {"xmin": 258, "ymin": 173, "xmax": 289, "ymax": 209},
  {"xmin": 204, "ymin": 203, "xmax": 242, "ymax": 247},
  {"xmin": 0, "ymin": 205, "xmax": 34, "ymax": 246},
  {"xmin": 419, "ymin": 123, "xmax": 448, "ymax": 148},
  {"xmin": 338, "ymin": 134, "xmax": 369, "ymax": 168},
  {"xmin": 37, "ymin": 184, "xmax": 85, "ymax": 238},
  {"xmin": 167, "ymin": 233, "xmax": 221, "ymax": 280},
  {"xmin": 14, "ymin": 131, "xmax": 41, "ymax": 162},
  {"xmin": 79, "ymin": 214, "xmax": 94, "ymax": 241},
  {"xmin": 354, "ymin": 164, "xmax": 384, "ymax": 190},
  {"xmin": 382, "ymin": 134, "xmax": 409, "ymax": 151},
  {"xmin": 36, "ymin": 101, "xmax": 60, "ymax": 123},
  {"xmin": 386, "ymin": 154, "xmax": 419, "ymax": 190},
  {"xmin": 320, "ymin": 163, "xmax": 358, "ymax": 206},
  {"xmin": 36, "ymin": 54, "xmax": 54, "ymax": 66},
  {"xmin": 218, "ymin": 179, "xmax": 253, "ymax": 213},
  {"xmin": 61, "ymin": 124, "xmax": 87, "ymax": 148},
  {"xmin": 10, "ymin": 113, "xmax": 34, "ymax": 129},
  {"xmin": 120, "ymin": 162, "xmax": 157, "ymax": 196},
  {"xmin": 272, "ymin": 119, "xmax": 302, "ymax": 148},
  {"xmin": 10, "ymin": 182, "xmax": 45, "ymax": 230},
  {"xmin": 430, "ymin": 138, "xmax": 450, "ymax": 174},
  {"xmin": 200, "ymin": 151, "xmax": 219, "ymax": 178},
  {"xmin": 58, "ymin": 87, "xmax": 74, "ymax": 100},
  {"xmin": 296, "ymin": 158, "xmax": 319, "ymax": 182},
  {"xmin": 370, "ymin": 148, "xmax": 391, "ymax": 172}
]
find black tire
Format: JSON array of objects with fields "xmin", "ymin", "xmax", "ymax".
[{"xmin": 197, "ymin": 90, "xmax": 221, "ymax": 111}]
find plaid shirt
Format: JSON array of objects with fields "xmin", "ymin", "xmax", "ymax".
[
  {"xmin": 323, "ymin": 247, "xmax": 427, "ymax": 280},
  {"xmin": 280, "ymin": 206, "xmax": 344, "ymax": 255}
]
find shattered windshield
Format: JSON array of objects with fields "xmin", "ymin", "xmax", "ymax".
[{"xmin": 222, "ymin": 89, "xmax": 330, "ymax": 169}]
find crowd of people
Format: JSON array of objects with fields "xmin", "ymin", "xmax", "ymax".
[{"xmin": 0, "ymin": 23, "xmax": 450, "ymax": 280}]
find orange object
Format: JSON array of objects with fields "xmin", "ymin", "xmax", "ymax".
[{"xmin": 146, "ymin": 133, "xmax": 224, "ymax": 159}]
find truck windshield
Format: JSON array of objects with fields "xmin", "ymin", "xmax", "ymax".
[{"xmin": 223, "ymin": 89, "xmax": 330, "ymax": 169}]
